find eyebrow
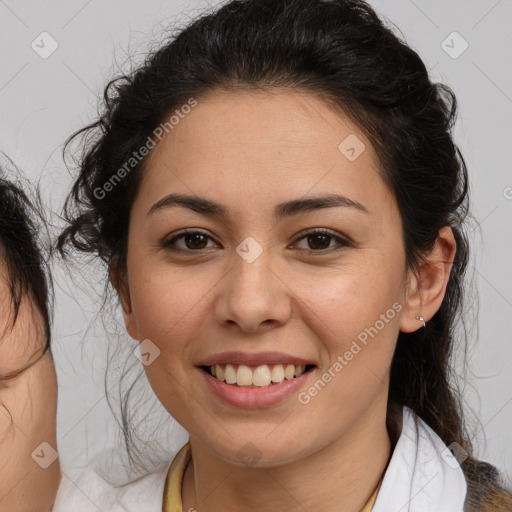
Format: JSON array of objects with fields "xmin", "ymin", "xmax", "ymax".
[{"xmin": 147, "ymin": 193, "xmax": 369, "ymax": 220}]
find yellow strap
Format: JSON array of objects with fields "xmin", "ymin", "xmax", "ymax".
[
  {"xmin": 162, "ymin": 442, "xmax": 192, "ymax": 512},
  {"xmin": 361, "ymin": 481, "xmax": 380, "ymax": 512},
  {"xmin": 162, "ymin": 442, "xmax": 381, "ymax": 512}
]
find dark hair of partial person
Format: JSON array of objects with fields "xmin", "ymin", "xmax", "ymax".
[
  {"xmin": 56, "ymin": 0, "xmax": 512, "ymax": 508},
  {"xmin": 0, "ymin": 161, "xmax": 53, "ymax": 352}
]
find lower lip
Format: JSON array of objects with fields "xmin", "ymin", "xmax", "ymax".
[{"xmin": 198, "ymin": 367, "xmax": 315, "ymax": 408}]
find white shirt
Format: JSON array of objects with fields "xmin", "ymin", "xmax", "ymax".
[
  {"xmin": 373, "ymin": 406, "xmax": 467, "ymax": 511},
  {"xmin": 52, "ymin": 406, "xmax": 467, "ymax": 511}
]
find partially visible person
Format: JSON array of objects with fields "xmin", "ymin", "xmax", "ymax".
[
  {"xmin": 54, "ymin": 0, "xmax": 512, "ymax": 510},
  {"xmin": 0, "ymin": 164, "xmax": 60, "ymax": 511}
]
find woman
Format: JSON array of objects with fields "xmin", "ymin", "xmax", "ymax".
[
  {"xmin": 0, "ymin": 165, "xmax": 60, "ymax": 511},
  {"xmin": 55, "ymin": 0, "xmax": 512, "ymax": 510}
]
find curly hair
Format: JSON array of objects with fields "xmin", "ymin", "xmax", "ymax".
[
  {"xmin": 0, "ymin": 161, "xmax": 52, "ymax": 351},
  {"xmin": 57, "ymin": 0, "xmax": 512, "ymax": 508}
]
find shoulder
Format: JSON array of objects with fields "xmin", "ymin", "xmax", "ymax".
[
  {"xmin": 373, "ymin": 405, "xmax": 467, "ymax": 512},
  {"xmin": 404, "ymin": 407, "xmax": 512, "ymax": 512},
  {"xmin": 53, "ymin": 461, "xmax": 172, "ymax": 512}
]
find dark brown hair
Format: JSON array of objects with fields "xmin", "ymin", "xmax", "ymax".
[
  {"xmin": 57, "ymin": 0, "xmax": 512, "ymax": 508},
  {"xmin": 0, "ymin": 162, "xmax": 52, "ymax": 350}
]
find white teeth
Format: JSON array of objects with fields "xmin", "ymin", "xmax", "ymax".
[
  {"xmin": 271, "ymin": 364, "xmax": 285, "ymax": 383},
  {"xmin": 209, "ymin": 363, "xmax": 309, "ymax": 387},
  {"xmin": 294, "ymin": 365, "xmax": 305, "ymax": 377},
  {"xmin": 285, "ymin": 364, "xmax": 296, "ymax": 379},
  {"xmin": 225, "ymin": 364, "xmax": 237, "ymax": 384},
  {"xmin": 215, "ymin": 364, "xmax": 224, "ymax": 381},
  {"xmin": 252, "ymin": 365, "xmax": 271, "ymax": 387},
  {"xmin": 236, "ymin": 365, "xmax": 253, "ymax": 386}
]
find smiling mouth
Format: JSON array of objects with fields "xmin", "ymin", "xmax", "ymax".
[{"xmin": 200, "ymin": 363, "xmax": 316, "ymax": 388}]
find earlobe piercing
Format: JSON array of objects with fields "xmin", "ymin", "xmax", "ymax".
[{"xmin": 415, "ymin": 315, "xmax": 426, "ymax": 329}]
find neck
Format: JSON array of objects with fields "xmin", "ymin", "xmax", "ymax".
[{"xmin": 182, "ymin": 400, "xmax": 398, "ymax": 512}]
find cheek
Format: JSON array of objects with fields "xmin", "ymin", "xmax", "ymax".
[
  {"xmin": 0, "ymin": 403, "xmax": 12, "ymax": 442},
  {"xmin": 0, "ymin": 357, "xmax": 59, "ymax": 507},
  {"xmin": 295, "ymin": 260, "xmax": 404, "ymax": 413},
  {"xmin": 292, "ymin": 272, "xmax": 401, "ymax": 428},
  {"xmin": 302, "ymin": 255, "xmax": 403, "ymax": 337},
  {"xmin": 31, "ymin": 357, "xmax": 58, "ymax": 433},
  {"xmin": 2, "ymin": 357, "xmax": 58, "ymax": 441},
  {"xmin": 129, "ymin": 265, "xmax": 210, "ymax": 348}
]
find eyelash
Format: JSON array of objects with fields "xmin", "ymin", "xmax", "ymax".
[{"xmin": 161, "ymin": 228, "xmax": 353, "ymax": 254}]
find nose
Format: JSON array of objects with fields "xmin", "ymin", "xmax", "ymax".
[{"xmin": 213, "ymin": 248, "xmax": 292, "ymax": 333}]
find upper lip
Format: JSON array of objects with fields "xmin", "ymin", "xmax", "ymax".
[{"xmin": 196, "ymin": 351, "xmax": 316, "ymax": 367}]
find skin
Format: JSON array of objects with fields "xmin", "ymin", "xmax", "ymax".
[
  {"xmin": 115, "ymin": 89, "xmax": 456, "ymax": 512},
  {"xmin": 0, "ymin": 263, "xmax": 60, "ymax": 512}
]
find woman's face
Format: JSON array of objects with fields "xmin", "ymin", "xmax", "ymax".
[
  {"xmin": 120, "ymin": 89, "xmax": 413, "ymax": 465},
  {"xmin": 0, "ymin": 264, "xmax": 60, "ymax": 511}
]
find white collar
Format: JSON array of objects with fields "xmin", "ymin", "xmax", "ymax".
[
  {"xmin": 372, "ymin": 406, "xmax": 467, "ymax": 512},
  {"xmin": 53, "ymin": 406, "xmax": 467, "ymax": 511}
]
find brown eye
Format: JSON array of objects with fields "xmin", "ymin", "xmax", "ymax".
[
  {"xmin": 293, "ymin": 228, "xmax": 352, "ymax": 253},
  {"xmin": 161, "ymin": 230, "xmax": 218, "ymax": 252},
  {"xmin": 182, "ymin": 233, "xmax": 209, "ymax": 250},
  {"xmin": 306, "ymin": 233, "xmax": 331, "ymax": 250}
]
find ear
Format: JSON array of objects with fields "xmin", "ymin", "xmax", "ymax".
[
  {"xmin": 399, "ymin": 226, "xmax": 457, "ymax": 333},
  {"xmin": 109, "ymin": 261, "xmax": 139, "ymax": 341}
]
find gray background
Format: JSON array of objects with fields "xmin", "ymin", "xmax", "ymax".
[{"xmin": 0, "ymin": 0, "xmax": 511, "ymax": 480}]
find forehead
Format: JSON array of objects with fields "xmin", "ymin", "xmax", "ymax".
[{"xmin": 138, "ymin": 88, "xmax": 395, "ymax": 220}]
